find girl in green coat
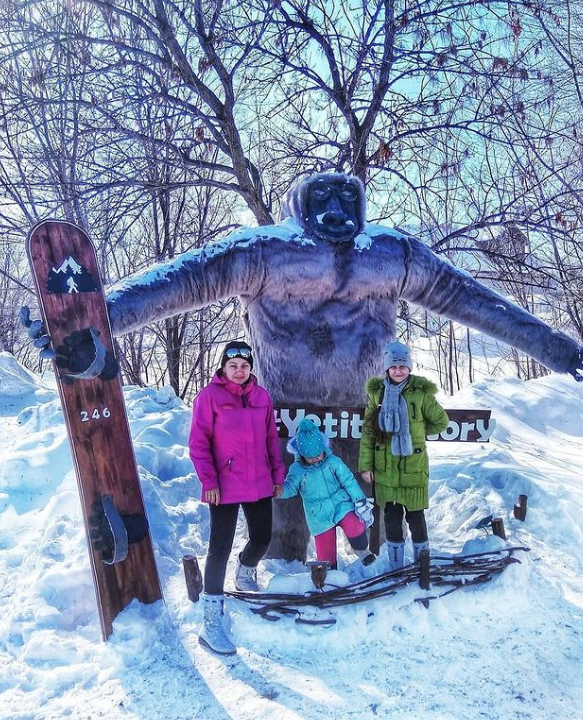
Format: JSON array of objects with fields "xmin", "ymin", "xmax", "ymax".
[{"xmin": 358, "ymin": 341, "xmax": 449, "ymax": 569}]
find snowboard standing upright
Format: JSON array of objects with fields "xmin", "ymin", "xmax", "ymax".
[{"xmin": 26, "ymin": 220, "xmax": 163, "ymax": 640}]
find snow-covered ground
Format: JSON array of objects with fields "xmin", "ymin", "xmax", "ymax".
[{"xmin": 1, "ymin": 350, "xmax": 582, "ymax": 720}]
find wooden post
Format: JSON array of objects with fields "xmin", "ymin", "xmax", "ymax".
[
  {"xmin": 491, "ymin": 517, "xmax": 507, "ymax": 540},
  {"xmin": 182, "ymin": 555, "xmax": 203, "ymax": 602},
  {"xmin": 369, "ymin": 503, "xmax": 382, "ymax": 555},
  {"xmin": 306, "ymin": 560, "xmax": 330, "ymax": 590},
  {"xmin": 513, "ymin": 494, "xmax": 528, "ymax": 521},
  {"xmin": 418, "ymin": 549, "xmax": 431, "ymax": 590}
]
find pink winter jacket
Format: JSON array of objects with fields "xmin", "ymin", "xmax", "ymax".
[{"xmin": 189, "ymin": 372, "xmax": 285, "ymax": 504}]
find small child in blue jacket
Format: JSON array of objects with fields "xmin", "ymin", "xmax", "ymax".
[{"xmin": 281, "ymin": 418, "xmax": 375, "ymax": 569}]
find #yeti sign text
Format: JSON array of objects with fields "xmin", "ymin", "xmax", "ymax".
[{"xmin": 275, "ymin": 407, "xmax": 494, "ymax": 443}]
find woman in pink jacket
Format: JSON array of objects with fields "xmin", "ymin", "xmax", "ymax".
[{"xmin": 189, "ymin": 340, "xmax": 284, "ymax": 655}]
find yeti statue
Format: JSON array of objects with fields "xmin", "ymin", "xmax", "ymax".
[
  {"xmin": 108, "ymin": 173, "xmax": 583, "ymax": 395},
  {"xmin": 104, "ymin": 173, "xmax": 583, "ymax": 558}
]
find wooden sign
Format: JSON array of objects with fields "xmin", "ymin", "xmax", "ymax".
[{"xmin": 274, "ymin": 406, "xmax": 494, "ymax": 443}]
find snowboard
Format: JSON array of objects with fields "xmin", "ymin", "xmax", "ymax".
[{"xmin": 26, "ymin": 220, "xmax": 163, "ymax": 640}]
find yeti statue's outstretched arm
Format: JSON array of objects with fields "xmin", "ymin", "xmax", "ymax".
[
  {"xmin": 397, "ymin": 232, "xmax": 579, "ymax": 375},
  {"xmin": 105, "ymin": 172, "xmax": 583, "ymax": 402}
]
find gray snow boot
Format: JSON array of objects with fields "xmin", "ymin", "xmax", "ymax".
[
  {"xmin": 235, "ymin": 555, "xmax": 260, "ymax": 591},
  {"xmin": 387, "ymin": 541, "xmax": 405, "ymax": 570},
  {"xmin": 198, "ymin": 593, "xmax": 237, "ymax": 655},
  {"xmin": 413, "ymin": 540, "xmax": 430, "ymax": 562}
]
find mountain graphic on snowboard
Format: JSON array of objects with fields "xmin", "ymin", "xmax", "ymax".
[{"xmin": 47, "ymin": 255, "xmax": 98, "ymax": 294}]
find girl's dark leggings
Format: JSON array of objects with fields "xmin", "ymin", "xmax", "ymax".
[
  {"xmin": 204, "ymin": 496, "xmax": 273, "ymax": 595},
  {"xmin": 384, "ymin": 502, "xmax": 428, "ymax": 543}
]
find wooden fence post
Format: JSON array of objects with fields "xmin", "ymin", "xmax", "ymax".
[
  {"xmin": 418, "ymin": 549, "xmax": 431, "ymax": 590},
  {"xmin": 491, "ymin": 517, "xmax": 507, "ymax": 540},
  {"xmin": 369, "ymin": 503, "xmax": 381, "ymax": 555},
  {"xmin": 182, "ymin": 555, "xmax": 203, "ymax": 602},
  {"xmin": 513, "ymin": 495, "xmax": 528, "ymax": 521},
  {"xmin": 306, "ymin": 560, "xmax": 330, "ymax": 589}
]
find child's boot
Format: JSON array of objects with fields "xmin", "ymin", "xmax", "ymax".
[
  {"xmin": 354, "ymin": 548, "xmax": 377, "ymax": 567},
  {"xmin": 198, "ymin": 593, "xmax": 237, "ymax": 655},
  {"xmin": 387, "ymin": 540, "xmax": 405, "ymax": 570},
  {"xmin": 349, "ymin": 531, "xmax": 376, "ymax": 567},
  {"xmin": 234, "ymin": 554, "xmax": 260, "ymax": 591}
]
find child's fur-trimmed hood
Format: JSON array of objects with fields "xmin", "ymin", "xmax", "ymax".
[{"xmin": 365, "ymin": 374, "xmax": 440, "ymax": 396}]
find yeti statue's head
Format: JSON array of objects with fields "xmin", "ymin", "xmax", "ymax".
[{"xmin": 278, "ymin": 173, "xmax": 366, "ymax": 242}]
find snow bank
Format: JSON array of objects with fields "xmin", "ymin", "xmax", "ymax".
[{"xmin": 1, "ymin": 353, "xmax": 583, "ymax": 720}]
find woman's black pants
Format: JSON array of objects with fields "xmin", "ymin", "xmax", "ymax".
[{"xmin": 204, "ymin": 497, "xmax": 273, "ymax": 595}]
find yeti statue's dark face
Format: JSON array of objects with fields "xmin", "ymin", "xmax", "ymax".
[{"xmin": 305, "ymin": 178, "xmax": 360, "ymax": 242}]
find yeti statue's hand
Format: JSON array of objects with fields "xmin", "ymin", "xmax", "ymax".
[
  {"xmin": 20, "ymin": 306, "xmax": 55, "ymax": 359},
  {"xmin": 567, "ymin": 348, "xmax": 583, "ymax": 382},
  {"xmin": 54, "ymin": 328, "xmax": 119, "ymax": 381},
  {"xmin": 20, "ymin": 306, "xmax": 96, "ymax": 370},
  {"xmin": 20, "ymin": 306, "xmax": 118, "ymax": 381}
]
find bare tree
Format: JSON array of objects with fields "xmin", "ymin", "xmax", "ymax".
[{"xmin": 1, "ymin": 0, "xmax": 583, "ymax": 395}]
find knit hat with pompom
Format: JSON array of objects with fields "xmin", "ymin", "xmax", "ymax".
[{"xmin": 294, "ymin": 418, "xmax": 326, "ymax": 459}]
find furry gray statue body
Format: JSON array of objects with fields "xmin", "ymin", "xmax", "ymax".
[{"xmin": 106, "ymin": 173, "xmax": 583, "ymax": 558}]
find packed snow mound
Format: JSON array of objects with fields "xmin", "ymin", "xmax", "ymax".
[
  {"xmin": 0, "ymin": 351, "xmax": 55, "ymax": 401},
  {"xmin": 430, "ymin": 374, "xmax": 583, "ymax": 555},
  {"xmin": 1, "ymin": 354, "xmax": 583, "ymax": 720},
  {"xmin": 446, "ymin": 372, "xmax": 583, "ymax": 438}
]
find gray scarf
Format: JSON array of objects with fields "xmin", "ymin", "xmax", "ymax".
[{"xmin": 378, "ymin": 377, "xmax": 413, "ymax": 456}]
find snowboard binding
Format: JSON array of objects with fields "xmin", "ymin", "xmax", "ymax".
[
  {"xmin": 89, "ymin": 495, "xmax": 149, "ymax": 565},
  {"xmin": 55, "ymin": 327, "xmax": 119, "ymax": 382}
]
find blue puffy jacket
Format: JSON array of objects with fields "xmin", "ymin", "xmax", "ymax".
[{"xmin": 281, "ymin": 450, "xmax": 366, "ymax": 535}]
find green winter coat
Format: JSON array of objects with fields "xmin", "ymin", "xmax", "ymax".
[{"xmin": 358, "ymin": 375, "xmax": 449, "ymax": 511}]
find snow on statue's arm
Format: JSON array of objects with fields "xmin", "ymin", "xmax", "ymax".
[
  {"xmin": 105, "ymin": 223, "xmax": 291, "ymax": 335},
  {"xmin": 399, "ymin": 233, "xmax": 581, "ymax": 375}
]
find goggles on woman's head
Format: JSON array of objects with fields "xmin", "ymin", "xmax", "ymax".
[{"xmin": 225, "ymin": 347, "xmax": 252, "ymax": 359}]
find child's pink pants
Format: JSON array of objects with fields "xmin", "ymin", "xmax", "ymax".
[{"xmin": 314, "ymin": 511, "xmax": 366, "ymax": 567}]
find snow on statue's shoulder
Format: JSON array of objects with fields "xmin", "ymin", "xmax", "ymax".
[
  {"xmin": 107, "ymin": 218, "xmax": 310, "ymax": 297},
  {"xmin": 202, "ymin": 217, "xmax": 310, "ymax": 260},
  {"xmin": 354, "ymin": 222, "xmax": 411, "ymax": 251}
]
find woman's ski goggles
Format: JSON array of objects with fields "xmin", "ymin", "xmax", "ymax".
[{"xmin": 225, "ymin": 347, "xmax": 252, "ymax": 359}]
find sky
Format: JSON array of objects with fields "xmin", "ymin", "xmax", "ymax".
[{"xmin": 1, "ymin": 350, "xmax": 583, "ymax": 720}]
